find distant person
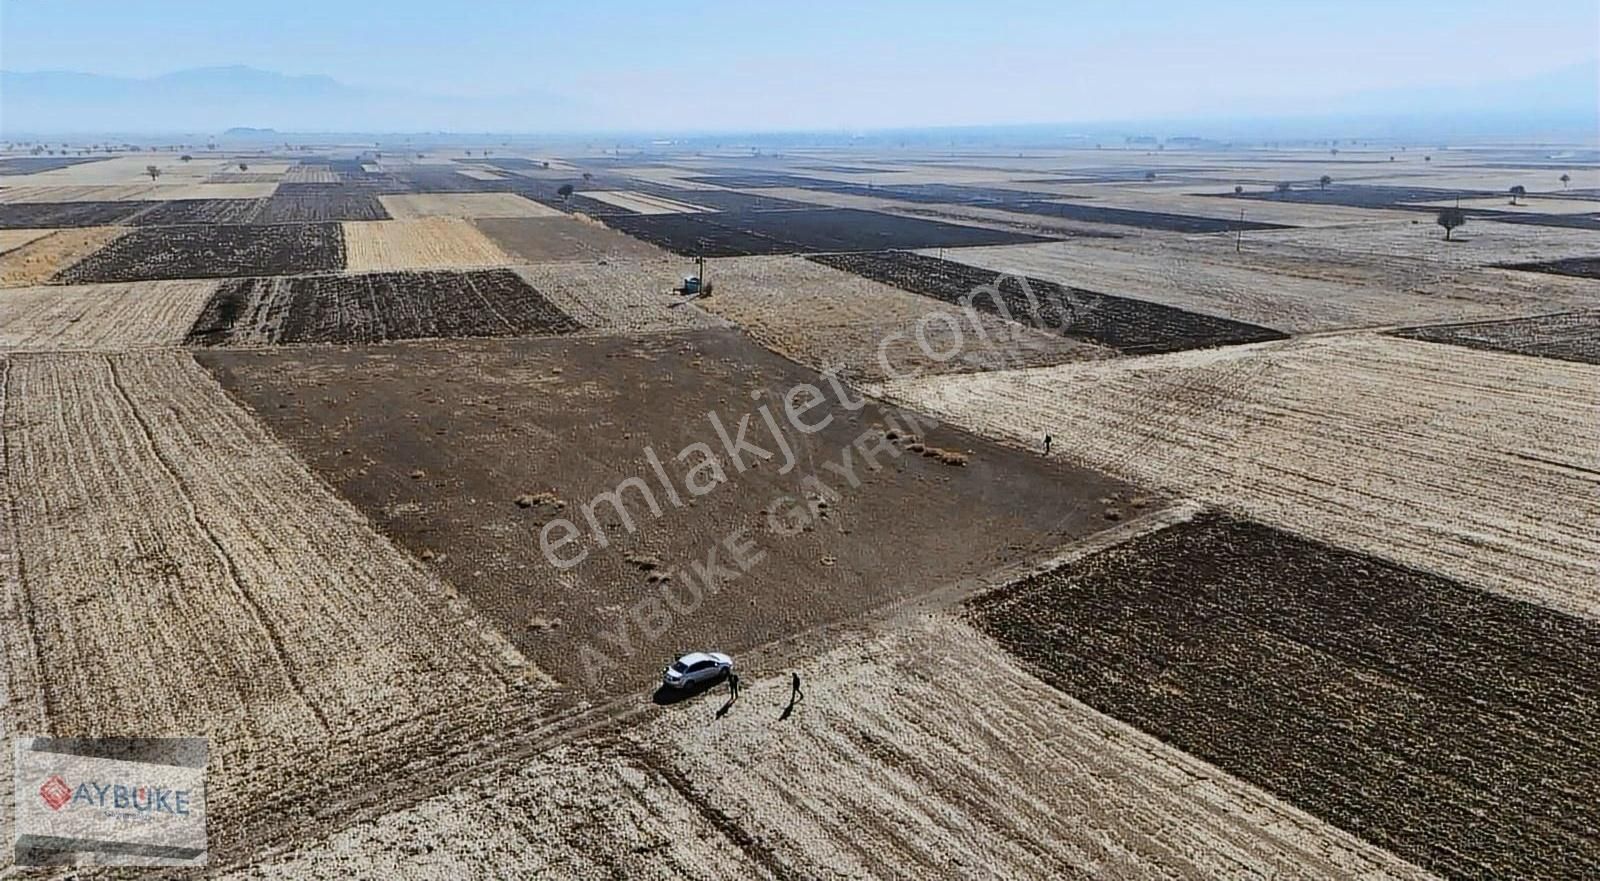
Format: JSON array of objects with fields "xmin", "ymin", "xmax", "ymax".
[
  {"xmin": 790, "ymin": 672, "xmax": 804, "ymax": 704},
  {"xmin": 728, "ymin": 671, "xmax": 740, "ymax": 701},
  {"xmin": 1043, "ymin": 434, "xmax": 1053, "ymax": 455}
]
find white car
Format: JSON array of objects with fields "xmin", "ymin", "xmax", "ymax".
[{"xmin": 661, "ymin": 651, "xmax": 733, "ymax": 688}]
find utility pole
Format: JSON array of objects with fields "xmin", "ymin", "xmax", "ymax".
[{"xmin": 1235, "ymin": 208, "xmax": 1245, "ymax": 253}]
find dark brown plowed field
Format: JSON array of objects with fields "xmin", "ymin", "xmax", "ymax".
[
  {"xmin": 197, "ymin": 329, "xmax": 1141, "ymax": 695},
  {"xmin": 473, "ymin": 217, "xmax": 666, "ymax": 262},
  {"xmin": 1496, "ymin": 257, "xmax": 1600, "ymax": 279},
  {"xmin": 0, "ymin": 156, "xmax": 108, "ymax": 174},
  {"xmin": 0, "ymin": 200, "xmax": 154, "ymax": 228},
  {"xmin": 55, "ymin": 222, "xmax": 345, "ymax": 282},
  {"xmin": 969, "ymin": 511, "xmax": 1600, "ymax": 881},
  {"xmin": 812, "ymin": 251, "xmax": 1287, "ymax": 354},
  {"xmin": 185, "ymin": 268, "xmax": 582, "ymax": 346},
  {"xmin": 1389, "ymin": 310, "xmax": 1600, "ymax": 365},
  {"xmin": 254, "ymin": 190, "xmax": 391, "ymax": 222},
  {"xmin": 128, "ymin": 198, "xmax": 266, "ymax": 225},
  {"xmin": 601, "ymin": 208, "xmax": 1052, "ymax": 257}
]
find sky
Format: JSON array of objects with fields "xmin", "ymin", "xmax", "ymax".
[{"xmin": 2, "ymin": 0, "xmax": 1598, "ymax": 130}]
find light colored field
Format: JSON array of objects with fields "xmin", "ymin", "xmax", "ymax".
[
  {"xmin": 0, "ymin": 351, "xmax": 537, "ymax": 861},
  {"xmin": 933, "ymin": 237, "xmax": 1600, "ymax": 334},
  {"xmin": 2, "ymin": 154, "xmax": 222, "ymax": 186},
  {"xmin": 0, "ymin": 184, "xmax": 159, "ymax": 202},
  {"xmin": 234, "ymin": 616, "xmax": 1432, "ymax": 879},
  {"xmin": 1355, "ymin": 168, "xmax": 1600, "ymax": 192},
  {"xmin": 0, "ymin": 280, "xmax": 215, "ymax": 350},
  {"xmin": 0, "ymin": 229, "xmax": 53, "ymax": 252},
  {"xmin": 283, "ymin": 165, "xmax": 340, "ymax": 183},
  {"xmin": 613, "ymin": 166, "xmax": 730, "ymax": 190},
  {"xmin": 341, "ymin": 218, "xmax": 513, "ymax": 271},
  {"xmin": 1253, "ymin": 215, "xmax": 1600, "ymax": 266},
  {"xmin": 1410, "ymin": 195, "xmax": 1600, "ymax": 215},
  {"xmin": 1029, "ymin": 184, "xmax": 1423, "ymax": 226},
  {"xmin": 584, "ymin": 190, "xmax": 713, "ymax": 214},
  {"xmin": 146, "ymin": 181, "xmax": 279, "ymax": 200},
  {"xmin": 454, "ymin": 168, "xmax": 507, "ymax": 181},
  {"xmin": 878, "ymin": 334, "xmax": 1600, "ymax": 620},
  {"xmin": 378, "ymin": 192, "xmax": 565, "ymax": 220},
  {"xmin": 511, "ymin": 260, "xmax": 726, "ymax": 333},
  {"xmin": 0, "ymin": 226, "xmax": 126, "ymax": 288},
  {"xmin": 701, "ymin": 255, "xmax": 1110, "ymax": 380}
]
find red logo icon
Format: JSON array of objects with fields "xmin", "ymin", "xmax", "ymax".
[{"xmin": 39, "ymin": 775, "xmax": 72, "ymax": 810}]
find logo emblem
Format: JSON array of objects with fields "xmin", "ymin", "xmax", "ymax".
[{"xmin": 39, "ymin": 775, "xmax": 72, "ymax": 810}]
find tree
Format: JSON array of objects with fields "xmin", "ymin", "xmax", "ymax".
[
  {"xmin": 1274, "ymin": 181, "xmax": 1292, "ymax": 193},
  {"xmin": 1560, "ymin": 173, "xmax": 1571, "ymax": 189},
  {"xmin": 238, "ymin": 162, "xmax": 249, "ymax": 172},
  {"xmin": 1319, "ymin": 175, "xmax": 1332, "ymax": 190},
  {"xmin": 1143, "ymin": 171, "xmax": 1157, "ymax": 181},
  {"xmin": 1423, "ymin": 155, "xmax": 1431, "ymax": 162},
  {"xmin": 146, "ymin": 165, "xmax": 161, "ymax": 181},
  {"xmin": 541, "ymin": 161, "xmax": 550, "ymax": 169},
  {"xmin": 1234, "ymin": 185, "xmax": 1244, "ymax": 195},
  {"xmin": 557, "ymin": 183, "xmax": 574, "ymax": 201},
  {"xmin": 1508, "ymin": 185, "xmax": 1526, "ymax": 205},
  {"xmin": 1436, "ymin": 207, "xmax": 1466, "ymax": 241},
  {"xmin": 581, "ymin": 172, "xmax": 593, "ymax": 182},
  {"xmin": 180, "ymin": 154, "xmax": 192, "ymax": 162}
]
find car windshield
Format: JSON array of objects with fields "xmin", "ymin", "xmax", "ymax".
[{"xmin": 670, "ymin": 661, "xmax": 689, "ymax": 673}]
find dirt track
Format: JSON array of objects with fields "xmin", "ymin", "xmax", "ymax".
[{"xmin": 225, "ymin": 615, "xmax": 1433, "ymax": 879}]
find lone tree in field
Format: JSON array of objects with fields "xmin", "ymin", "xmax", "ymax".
[
  {"xmin": 581, "ymin": 172, "xmax": 593, "ymax": 182},
  {"xmin": 1319, "ymin": 174, "xmax": 1332, "ymax": 190},
  {"xmin": 1234, "ymin": 185, "xmax": 1244, "ymax": 195},
  {"xmin": 557, "ymin": 183, "xmax": 574, "ymax": 202},
  {"xmin": 1560, "ymin": 173, "xmax": 1571, "ymax": 188},
  {"xmin": 1274, "ymin": 181, "xmax": 1292, "ymax": 193},
  {"xmin": 1144, "ymin": 171, "xmax": 1157, "ymax": 181},
  {"xmin": 1509, "ymin": 185, "xmax": 1526, "ymax": 205},
  {"xmin": 1436, "ymin": 206, "xmax": 1466, "ymax": 241},
  {"xmin": 179, "ymin": 154, "xmax": 192, "ymax": 162},
  {"xmin": 146, "ymin": 165, "xmax": 161, "ymax": 181},
  {"xmin": 238, "ymin": 162, "xmax": 249, "ymax": 172}
]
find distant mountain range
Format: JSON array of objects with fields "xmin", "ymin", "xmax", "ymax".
[
  {"xmin": 0, "ymin": 65, "xmax": 587, "ymax": 135},
  {"xmin": 0, "ymin": 62, "xmax": 1594, "ymax": 139}
]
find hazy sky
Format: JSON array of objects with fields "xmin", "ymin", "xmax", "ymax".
[{"xmin": 3, "ymin": 0, "xmax": 1597, "ymax": 129}]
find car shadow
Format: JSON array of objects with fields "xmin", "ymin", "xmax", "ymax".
[{"xmin": 651, "ymin": 671, "xmax": 728, "ymax": 706}]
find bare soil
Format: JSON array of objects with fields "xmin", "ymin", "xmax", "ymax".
[
  {"xmin": 196, "ymin": 329, "xmax": 1141, "ymax": 694},
  {"xmin": 474, "ymin": 215, "xmax": 670, "ymax": 263},
  {"xmin": 815, "ymin": 250, "xmax": 1288, "ymax": 355},
  {"xmin": 185, "ymin": 269, "xmax": 583, "ymax": 346},
  {"xmin": 1390, "ymin": 310, "xmax": 1600, "ymax": 364},
  {"xmin": 970, "ymin": 510, "xmax": 1600, "ymax": 879},
  {"xmin": 54, "ymin": 222, "xmax": 346, "ymax": 282}
]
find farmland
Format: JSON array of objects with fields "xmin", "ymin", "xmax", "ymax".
[
  {"xmin": 0, "ymin": 226, "xmax": 126, "ymax": 286},
  {"xmin": 599, "ymin": 207, "xmax": 1054, "ymax": 256},
  {"xmin": 815, "ymin": 250, "xmax": 1289, "ymax": 355},
  {"xmin": 196, "ymin": 328, "xmax": 1137, "ymax": 693},
  {"xmin": 0, "ymin": 280, "xmax": 216, "ymax": 349},
  {"xmin": 879, "ymin": 333, "xmax": 1600, "ymax": 620},
  {"xmin": 56, "ymin": 222, "xmax": 346, "ymax": 281},
  {"xmin": 342, "ymin": 218, "xmax": 510, "ymax": 270},
  {"xmin": 1, "ymin": 139, "xmax": 1596, "ymax": 877},
  {"xmin": 185, "ymin": 269, "xmax": 583, "ymax": 345}
]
